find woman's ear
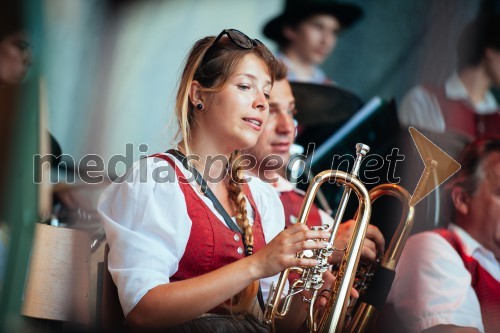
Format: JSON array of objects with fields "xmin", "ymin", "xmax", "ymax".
[
  {"xmin": 451, "ymin": 186, "xmax": 469, "ymax": 216},
  {"xmin": 189, "ymin": 80, "xmax": 205, "ymax": 108}
]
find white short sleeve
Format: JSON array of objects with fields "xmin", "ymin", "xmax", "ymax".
[
  {"xmin": 98, "ymin": 156, "xmax": 192, "ymax": 317},
  {"xmin": 387, "ymin": 232, "xmax": 485, "ymax": 333},
  {"xmin": 398, "ymin": 86, "xmax": 446, "ymax": 132}
]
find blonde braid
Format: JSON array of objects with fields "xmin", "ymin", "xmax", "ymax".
[
  {"xmin": 223, "ymin": 150, "xmax": 259, "ymax": 314},
  {"xmin": 228, "ymin": 151, "xmax": 254, "ymax": 254}
]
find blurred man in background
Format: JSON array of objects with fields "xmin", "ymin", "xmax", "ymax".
[
  {"xmin": 263, "ymin": 0, "xmax": 363, "ymax": 84},
  {"xmin": 388, "ymin": 136, "xmax": 500, "ymax": 333}
]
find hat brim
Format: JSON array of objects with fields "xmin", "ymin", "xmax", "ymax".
[{"xmin": 263, "ymin": 3, "xmax": 363, "ymax": 43}]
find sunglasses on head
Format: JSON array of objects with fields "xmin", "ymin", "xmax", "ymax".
[
  {"xmin": 201, "ymin": 29, "xmax": 264, "ymax": 64},
  {"xmin": 212, "ymin": 29, "xmax": 263, "ymax": 49}
]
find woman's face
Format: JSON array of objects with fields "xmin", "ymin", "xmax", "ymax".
[
  {"xmin": 0, "ymin": 31, "xmax": 31, "ymax": 86},
  {"xmin": 198, "ymin": 53, "xmax": 272, "ymax": 152}
]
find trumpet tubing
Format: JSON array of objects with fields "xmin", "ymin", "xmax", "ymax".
[{"xmin": 346, "ymin": 183, "xmax": 415, "ymax": 333}]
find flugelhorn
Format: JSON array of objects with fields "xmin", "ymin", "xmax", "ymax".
[
  {"xmin": 344, "ymin": 183, "xmax": 414, "ymax": 332},
  {"xmin": 264, "ymin": 143, "xmax": 372, "ymax": 333},
  {"xmin": 344, "ymin": 159, "xmax": 438, "ymax": 332}
]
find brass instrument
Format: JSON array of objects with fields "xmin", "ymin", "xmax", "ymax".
[
  {"xmin": 344, "ymin": 159, "xmax": 438, "ymax": 332},
  {"xmin": 345, "ymin": 183, "xmax": 414, "ymax": 332},
  {"xmin": 264, "ymin": 143, "xmax": 372, "ymax": 333}
]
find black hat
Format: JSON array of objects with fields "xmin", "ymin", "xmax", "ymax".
[{"xmin": 263, "ymin": 0, "xmax": 363, "ymax": 44}]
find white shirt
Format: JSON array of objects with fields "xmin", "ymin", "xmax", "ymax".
[
  {"xmin": 398, "ymin": 73, "xmax": 499, "ymax": 132},
  {"xmin": 387, "ymin": 224, "xmax": 500, "ymax": 333},
  {"xmin": 98, "ymin": 153, "xmax": 286, "ymax": 317}
]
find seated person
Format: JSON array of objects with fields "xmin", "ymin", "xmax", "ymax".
[
  {"xmin": 398, "ymin": 15, "xmax": 500, "ymax": 139},
  {"xmin": 262, "ymin": 0, "xmax": 362, "ymax": 84},
  {"xmin": 245, "ymin": 60, "xmax": 384, "ymax": 264},
  {"xmin": 98, "ymin": 29, "xmax": 344, "ymax": 332},
  {"xmin": 388, "ymin": 136, "xmax": 500, "ymax": 333}
]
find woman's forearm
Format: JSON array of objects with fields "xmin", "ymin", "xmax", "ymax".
[{"xmin": 126, "ymin": 255, "xmax": 261, "ymax": 331}]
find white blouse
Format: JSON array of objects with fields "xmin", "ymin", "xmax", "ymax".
[{"xmin": 98, "ymin": 153, "xmax": 286, "ymax": 317}]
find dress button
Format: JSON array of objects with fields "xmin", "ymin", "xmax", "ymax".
[
  {"xmin": 234, "ymin": 234, "xmax": 240, "ymax": 241},
  {"xmin": 237, "ymin": 247, "xmax": 243, "ymax": 255}
]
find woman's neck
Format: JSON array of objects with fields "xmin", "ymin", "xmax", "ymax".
[
  {"xmin": 284, "ymin": 49, "xmax": 316, "ymax": 80},
  {"xmin": 180, "ymin": 130, "xmax": 232, "ymax": 185}
]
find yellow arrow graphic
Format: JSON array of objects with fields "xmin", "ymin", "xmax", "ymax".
[{"xmin": 408, "ymin": 127, "xmax": 461, "ymax": 207}]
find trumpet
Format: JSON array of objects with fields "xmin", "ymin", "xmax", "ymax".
[{"xmin": 264, "ymin": 143, "xmax": 372, "ymax": 333}]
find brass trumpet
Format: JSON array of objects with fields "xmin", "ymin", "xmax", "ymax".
[
  {"xmin": 345, "ymin": 183, "xmax": 414, "ymax": 332},
  {"xmin": 264, "ymin": 143, "xmax": 372, "ymax": 333}
]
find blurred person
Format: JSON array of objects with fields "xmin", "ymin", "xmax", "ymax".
[
  {"xmin": 398, "ymin": 15, "xmax": 500, "ymax": 139},
  {"xmin": 0, "ymin": 30, "xmax": 31, "ymax": 87},
  {"xmin": 245, "ymin": 60, "xmax": 384, "ymax": 264},
  {"xmin": 263, "ymin": 0, "xmax": 362, "ymax": 84},
  {"xmin": 388, "ymin": 136, "xmax": 500, "ymax": 333},
  {"xmin": 98, "ymin": 29, "xmax": 346, "ymax": 332},
  {"xmin": 0, "ymin": 6, "xmax": 32, "ymax": 285}
]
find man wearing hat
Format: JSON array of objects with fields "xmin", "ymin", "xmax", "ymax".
[{"xmin": 263, "ymin": 0, "xmax": 363, "ymax": 84}]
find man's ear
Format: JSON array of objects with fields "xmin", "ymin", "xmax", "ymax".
[
  {"xmin": 451, "ymin": 187, "xmax": 469, "ymax": 216},
  {"xmin": 189, "ymin": 80, "xmax": 205, "ymax": 107}
]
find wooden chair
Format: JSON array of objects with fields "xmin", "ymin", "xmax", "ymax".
[{"xmin": 98, "ymin": 244, "xmax": 126, "ymax": 332}]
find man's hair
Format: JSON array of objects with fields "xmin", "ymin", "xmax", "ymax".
[
  {"xmin": 275, "ymin": 59, "xmax": 289, "ymax": 81},
  {"xmin": 457, "ymin": 14, "xmax": 500, "ymax": 71},
  {"xmin": 451, "ymin": 136, "xmax": 500, "ymax": 194}
]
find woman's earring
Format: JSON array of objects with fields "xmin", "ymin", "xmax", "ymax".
[{"xmin": 196, "ymin": 103, "xmax": 203, "ymax": 110}]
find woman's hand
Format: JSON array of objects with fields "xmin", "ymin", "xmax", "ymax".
[
  {"xmin": 248, "ymin": 223, "xmax": 331, "ymax": 279},
  {"xmin": 329, "ymin": 220, "xmax": 385, "ymax": 264}
]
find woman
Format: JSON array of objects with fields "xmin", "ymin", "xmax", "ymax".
[{"xmin": 98, "ymin": 29, "xmax": 333, "ymax": 332}]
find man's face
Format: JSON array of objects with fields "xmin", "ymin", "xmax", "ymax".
[
  {"xmin": 247, "ymin": 78, "xmax": 296, "ymax": 171},
  {"xmin": 285, "ymin": 14, "xmax": 341, "ymax": 65},
  {"xmin": 0, "ymin": 32, "xmax": 32, "ymax": 86},
  {"xmin": 464, "ymin": 152, "xmax": 500, "ymax": 260}
]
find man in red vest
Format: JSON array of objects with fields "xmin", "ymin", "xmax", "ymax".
[
  {"xmin": 398, "ymin": 15, "xmax": 500, "ymax": 140},
  {"xmin": 388, "ymin": 137, "xmax": 500, "ymax": 333},
  {"xmin": 245, "ymin": 60, "xmax": 384, "ymax": 264}
]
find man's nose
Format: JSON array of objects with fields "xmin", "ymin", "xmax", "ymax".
[{"xmin": 276, "ymin": 112, "xmax": 294, "ymax": 134}]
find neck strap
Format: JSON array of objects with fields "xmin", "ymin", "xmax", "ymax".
[{"xmin": 167, "ymin": 149, "xmax": 253, "ymax": 255}]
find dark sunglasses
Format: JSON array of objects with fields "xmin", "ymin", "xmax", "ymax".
[
  {"xmin": 212, "ymin": 29, "xmax": 263, "ymax": 49},
  {"xmin": 201, "ymin": 29, "xmax": 263, "ymax": 64}
]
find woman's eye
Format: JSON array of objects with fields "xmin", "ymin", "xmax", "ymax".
[
  {"xmin": 238, "ymin": 84, "xmax": 250, "ymax": 91},
  {"xmin": 264, "ymin": 93, "xmax": 270, "ymax": 100}
]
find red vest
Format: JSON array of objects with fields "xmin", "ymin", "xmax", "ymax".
[
  {"xmin": 423, "ymin": 86, "xmax": 500, "ymax": 137},
  {"xmin": 154, "ymin": 154, "xmax": 266, "ymax": 282},
  {"xmin": 279, "ymin": 189, "xmax": 322, "ymax": 228},
  {"xmin": 435, "ymin": 229, "xmax": 500, "ymax": 333}
]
